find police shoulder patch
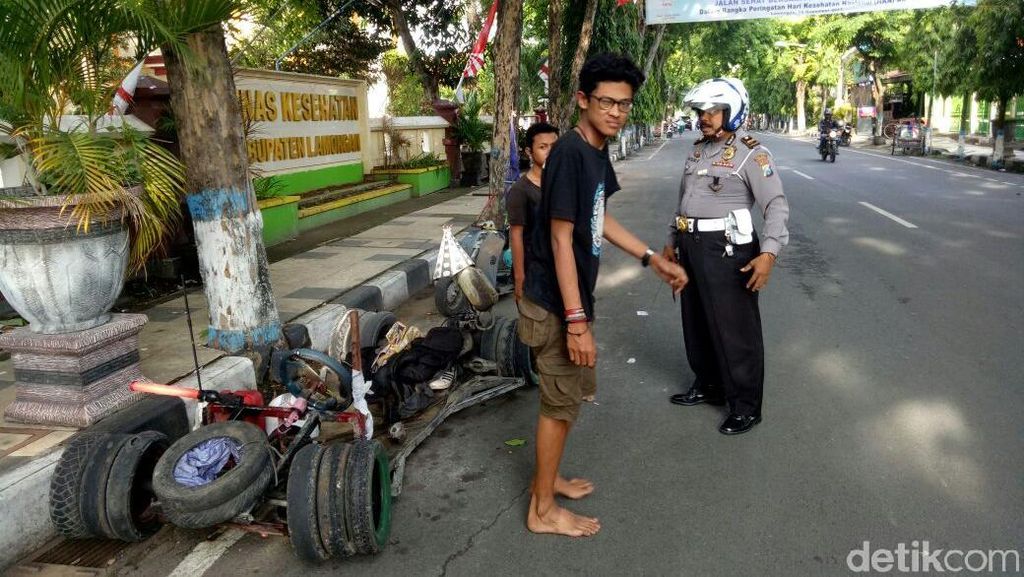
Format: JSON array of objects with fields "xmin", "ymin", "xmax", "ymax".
[{"xmin": 741, "ymin": 135, "xmax": 760, "ymax": 149}]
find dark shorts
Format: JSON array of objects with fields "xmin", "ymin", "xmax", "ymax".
[{"xmin": 516, "ymin": 297, "xmax": 596, "ymax": 423}]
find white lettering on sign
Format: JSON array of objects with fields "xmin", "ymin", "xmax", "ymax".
[{"xmin": 647, "ymin": 0, "xmax": 974, "ymax": 23}]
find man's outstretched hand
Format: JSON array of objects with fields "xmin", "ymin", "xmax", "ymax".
[{"xmin": 651, "ymin": 254, "xmax": 688, "ymax": 294}]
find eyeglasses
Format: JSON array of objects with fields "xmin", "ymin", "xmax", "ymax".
[{"xmin": 588, "ymin": 94, "xmax": 634, "ymax": 112}]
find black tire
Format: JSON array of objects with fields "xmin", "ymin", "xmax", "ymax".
[
  {"xmin": 79, "ymin": 433, "xmax": 133, "ymax": 539},
  {"xmin": 321, "ymin": 442, "xmax": 357, "ymax": 558},
  {"xmin": 287, "ymin": 443, "xmax": 330, "ymax": 561},
  {"xmin": 478, "ymin": 316, "xmax": 509, "ymax": 366},
  {"xmin": 344, "ymin": 440, "xmax": 391, "ymax": 555},
  {"xmin": 508, "ymin": 320, "xmax": 539, "ymax": 386},
  {"xmin": 434, "ymin": 277, "xmax": 469, "ymax": 316},
  {"xmin": 153, "ymin": 421, "xmax": 273, "ymax": 528},
  {"xmin": 829, "ymin": 150, "xmax": 836, "ymax": 163},
  {"xmin": 105, "ymin": 431, "xmax": 169, "ymax": 542},
  {"xmin": 493, "ymin": 317, "xmax": 517, "ymax": 378},
  {"xmin": 358, "ymin": 310, "xmax": 397, "ymax": 371},
  {"xmin": 820, "ymin": 150, "xmax": 827, "ymax": 161},
  {"xmin": 50, "ymin": 433, "xmax": 107, "ymax": 539}
]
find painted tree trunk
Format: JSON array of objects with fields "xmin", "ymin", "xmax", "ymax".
[
  {"xmin": 482, "ymin": 0, "xmax": 524, "ymax": 224},
  {"xmin": 796, "ymin": 80, "xmax": 807, "ymax": 132},
  {"xmin": 164, "ymin": 26, "xmax": 282, "ymax": 359}
]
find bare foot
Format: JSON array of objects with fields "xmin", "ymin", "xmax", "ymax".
[
  {"xmin": 527, "ymin": 495, "xmax": 601, "ymax": 537},
  {"xmin": 555, "ymin": 476, "xmax": 594, "ymax": 499}
]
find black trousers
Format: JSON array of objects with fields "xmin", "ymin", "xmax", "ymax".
[{"xmin": 677, "ymin": 231, "xmax": 764, "ymax": 417}]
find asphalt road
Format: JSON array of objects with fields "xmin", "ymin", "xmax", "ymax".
[{"xmin": 123, "ymin": 133, "xmax": 1024, "ymax": 577}]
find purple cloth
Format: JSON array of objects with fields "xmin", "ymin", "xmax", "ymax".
[{"xmin": 173, "ymin": 437, "xmax": 242, "ymax": 487}]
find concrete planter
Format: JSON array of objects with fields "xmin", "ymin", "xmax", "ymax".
[
  {"xmin": 0, "ymin": 191, "xmax": 130, "ymax": 334},
  {"xmin": 370, "ymin": 165, "xmax": 451, "ymax": 197},
  {"xmin": 257, "ymin": 195, "xmax": 300, "ymax": 246}
]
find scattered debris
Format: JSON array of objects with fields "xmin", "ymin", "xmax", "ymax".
[
  {"xmin": 636, "ymin": 311, "xmax": 649, "ymax": 316},
  {"xmin": 626, "ymin": 358, "xmax": 636, "ymax": 364},
  {"xmin": 504, "ymin": 438, "xmax": 526, "ymax": 447}
]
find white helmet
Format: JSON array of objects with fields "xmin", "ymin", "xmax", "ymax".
[{"xmin": 683, "ymin": 77, "xmax": 749, "ymax": 132}]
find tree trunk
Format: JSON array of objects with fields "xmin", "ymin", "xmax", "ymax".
[
  {"xmin": 386, "ymin": 0, "xmax": 438, "ymax": 102},
  {"xmin": 643, "ymin": 25, "xmax": 666, "ymax": 80},
  {"xmin": 481, "ymin": 0, "xmax": 523, "ymax": 223},
  {"xmin": 546, "ymin": 0, "xmax": 565, "ymax": 129},
  {"xmin": 796, "ymin": 79, "xmax": 807, "ymax": 132},
  {"xmin": 870, "ymin": 61, "xmax": 885, "ymax": 134},
  {"xmin": 553, "ymin": 0, "xmax": 598, "ymax": 130},
  {"xmin": 163, "ymin": 25, "xmax": 282, "ymax": 368},
  {"xmin": 958, "ymin": 92, "xmax": 969, "ymax": 133}
]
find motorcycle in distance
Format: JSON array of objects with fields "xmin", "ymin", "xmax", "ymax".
[
  {"xmin": 819, "ymin": 129, "xmax": 839, "ymax": 163},
  {"xmin": 838, "ymin": 121, "xmax": 852, "ymax": 146}
]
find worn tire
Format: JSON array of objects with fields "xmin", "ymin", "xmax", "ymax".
[
  {"xmin": 50, "ymin": 433, "xmax": 106, "ymax": 539},
  {"xmin": 321, "ymin": 442, "xmax": 357, "ymax": 558},
  {"xmin": 287, "ymin": 443, "xmax": 330, "ymax": 561},
  {"xmin": 358, "ymin": 310, "xmax": 396, "ymax": 371},
  {"xmin": 493, "ymin": 317, "xmax": 517, "ymax": 378},
  {"xmin": 80, "ymin": 434, "xmax": 134, "ymax": 539},
  {"xmin": 344, "ymin": 440, "xmax": 391, "ymax": 555},
  {"xmin": 507, "ymin": 319, "xmax": 539, "ymax": 386},
  {"xmin": 104, "ymin": 431, "xmax": 169, "ymax": 542},
  {"xmin": 153, "ymin": 421, "xmax": 273, "ymax": 528},
  {"xmin": 434, "ymin": 277, "xmax": 469, "ymax": 317}
]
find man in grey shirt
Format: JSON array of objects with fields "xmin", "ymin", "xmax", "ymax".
[{"xmin": 661, "ymin": 77, "xmax": 789, "ymax": 435}]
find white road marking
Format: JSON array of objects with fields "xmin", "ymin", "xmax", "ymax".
[
  {"xmin": 167, "ymin": 529, "xmax": 246, "ymax": 577},
  {"xmin": 757, "ymin": 133, "xmax": 1024, "ymax": 187},
  {"xmin": 646, "ymin": 140, "xmax": 669, "ymax": 161},
  {"xmin": 859, "ymin": 202, "xmax": 918, "ymax": 229},
  {"xmin": 792, "ymin": 169, "xmax": 815, "ymax": 180}
]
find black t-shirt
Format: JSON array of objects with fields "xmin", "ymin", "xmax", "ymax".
[
  {"xmin": 524, "ymin": 130, "xmax": 620, "ymax": 320},
  {"xmin": 506, "ymin": 175, "xmax": 541, "ymax": 227}
]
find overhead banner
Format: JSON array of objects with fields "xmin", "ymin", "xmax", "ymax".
[{"xmin": 646, "ymin": 0, "xmax": 973, "ymax": 24}]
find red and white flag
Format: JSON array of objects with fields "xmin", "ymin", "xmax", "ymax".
[
  {"xmin": 462, "ymin": 1, "xmax": 498, "ymax": 78},
  {"xmin": 538, "ymin": 58, "xmax": 550, "ymax": 86},
  {"xmin": 108, "ymin": 61, "xmax": 145, "ymax": 116}
]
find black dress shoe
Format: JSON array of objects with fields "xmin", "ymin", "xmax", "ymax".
[
  {"xmin": 669, "ymin": 385, "xmax": 725, "ymax": 406},
  {"xmin": 718, "ymin": 414, "xmax": 762, "ymax": 435}
]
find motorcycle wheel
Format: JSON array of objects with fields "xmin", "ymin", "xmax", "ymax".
[
  {"xmin": 829, "ymin": 149, "xmax": 836, "ymax": 163},
  {"xmin": 820, "ymin": 150, "xmax": 828, "ymax": 161}
]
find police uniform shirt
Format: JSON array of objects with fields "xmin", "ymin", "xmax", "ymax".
[{"xmin": 670, "ymin": 129, "xmax": 790, "ymax": 256}]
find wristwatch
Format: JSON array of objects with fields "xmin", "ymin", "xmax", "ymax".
[{"xmin": 641, "ymin": 248, "xmax": 656, "ymax": 267}]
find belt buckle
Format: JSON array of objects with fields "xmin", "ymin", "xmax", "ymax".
[{"xmin": 675, "ymin": 215, "xmax": 685, "ymax": 232}]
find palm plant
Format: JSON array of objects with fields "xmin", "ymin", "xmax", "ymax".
[{"xmin": 0, "ymin": 0, "xmax": 237, "ymax": 272}]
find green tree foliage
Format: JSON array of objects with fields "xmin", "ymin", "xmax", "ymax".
[
  {"xmin": 380, "ymin": 50, "xmax": 429, "ymax": 116},
  {"xmin": 230, "ymin": 0, "xmax": 470, "ymax": 88}
]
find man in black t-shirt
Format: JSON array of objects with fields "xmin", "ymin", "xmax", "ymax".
[
  {"xmin": 508, "ymin": 122, "xmax": 559, "ymax": 302},
  {"xmin": 518, "ymin": 53, "xmax": 688, "ymax": 539}
]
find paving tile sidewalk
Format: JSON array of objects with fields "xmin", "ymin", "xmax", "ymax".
[{"xmin": 0, "ymin": 187, "xmax": 488, "ymax": 470}]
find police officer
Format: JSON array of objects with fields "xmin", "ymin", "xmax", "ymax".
[{"xmin": 661, "ymin": 77, "xmax": 789, "ymax": 435}]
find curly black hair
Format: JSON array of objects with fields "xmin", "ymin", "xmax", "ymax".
[
  {"xmin": 578, "ymin": 53, "xmax": 645, "ymax": 95},
  {"xmin": 524, "ymin": 122, "xmax": 559, "ymax": 149}
]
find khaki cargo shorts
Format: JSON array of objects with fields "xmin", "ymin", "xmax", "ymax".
[{"xmin": 516, "ymin": 296, "xmax": 596, "ymax": 423}]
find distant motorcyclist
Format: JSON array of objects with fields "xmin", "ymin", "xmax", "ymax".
[{"xmin": 818, "ymin": 109, "xmax": 839, "ymax": 152}]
